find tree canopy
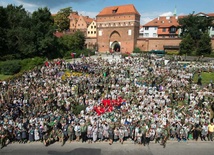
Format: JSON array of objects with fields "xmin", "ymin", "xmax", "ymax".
[
  {"xmin": 178, "ymin": 13, "xmax": 214, "ymax": 55},
  {"xmin": 54, "ymin": 7, "xmax": 72, "ymax": 32}
]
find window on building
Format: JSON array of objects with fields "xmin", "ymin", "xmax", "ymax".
[
  {"xmin": 153, "ymin": 33, "xmax": 157, "ymax": 37},
  {"xmin": 88, "ymin": 31, "xmax": 90, "ymax": 34},
  {"xmin": 82, "ymin": 24, "xmax": 83, "ymax": 26},
  {"xmin": 91, "ymin": 31, "xmax": 93, "ymax": 34},
  {"xmin": 162, "ymin": 36, "xmax": 165, "ymax": 38},
  {"xmin": 162, "ymin": 28, "xmax": 166, "ymax": 32},
  {"xmin": 169, "ymin": 35, "xmax": 175, "ymax": 38},
  {"xmin": 94, "ymin": 26, "xmax": 96, "ymax": 28},
  {"xmin": 211, "ymin": 35, "xmax": 214, "ymax": 38},
  {"xmin": 91, "ymin": 26, "xmax": 93, "ymax": 29},
  {"xmin": 144, "ymin": 33, "xmax": 149, "ymax": 37},
  {"xmin": 94, "ymin": 31, "xmax": 96, "ymax": 34},
  {"xmin": 99, "ymin": 30, "xmax": 102, "ymax": 36},
  {"xmin": 78, "ymin": 24, "xmax": 80, "ymax": 26},
  {"xmin": 128, "ymin": 30, "xmax": 132, "ymax": 35},
  {"xmin": 154, "ymin": 27, "xmax": 157, "ymax": 30},
  {"xmin": 145, "ymin": 27, "xmax": 149, "ymax": 30},
  {"xmin": 170, "ymin": 27, "xmax": 176, "ymax": 33}
]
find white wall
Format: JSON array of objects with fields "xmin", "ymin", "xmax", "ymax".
[{"xmin": 143, "ymin": 27, "xmax": 158, "ymax": 38}]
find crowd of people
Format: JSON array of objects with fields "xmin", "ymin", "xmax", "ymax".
[{"xmin": 0, "ymin": 53, "xmax": 214, "ymax": 149}]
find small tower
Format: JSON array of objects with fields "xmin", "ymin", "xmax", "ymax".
[{"xmin": 173, "ymin": 6, "xmax": 177, "ymax": 17}]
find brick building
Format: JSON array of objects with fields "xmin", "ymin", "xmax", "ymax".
[{"xmin": 96, "ymin": 4, "xmax": 140, "ymax": 53}]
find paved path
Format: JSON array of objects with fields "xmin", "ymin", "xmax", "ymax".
[{"xmin": 1, "ymin": 141, "xmax": 214, "ymax": 155}]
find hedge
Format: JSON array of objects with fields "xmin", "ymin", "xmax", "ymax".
[{"xmin": 0, "ymin": 60, "xmax": 21, "ymax": 75}]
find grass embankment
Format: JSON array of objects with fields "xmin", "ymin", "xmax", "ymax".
[
  {"xmin": 193, "ymin": 72, "xmax": 214, "ymax": 85},
  {"xmin": 0, "ymin": 74, "xmax": 12, "ymax": 80}
]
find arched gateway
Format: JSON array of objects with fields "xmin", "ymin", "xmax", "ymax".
[{"xmin": 111, "ymin": 41, "xmax": 121, "ymax": 52}]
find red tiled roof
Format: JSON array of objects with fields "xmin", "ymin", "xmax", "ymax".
[
  {"xmin": 69, "ymin": 12, "xmax": 80, "ymax": 21},
  {"xmin": 83, "ymin": 16, "xmax": 94, "ymax": 24},
  {"xmin": 144, "ymin": 16, "xmax": 179, "ymax": 27},
  {"xmin": 207, "ymin": 13, "xmax": 214, "ymax": 17},
  {"xmin": 97, "ymin": 4, "xmax": 140, "ymax": 16}
]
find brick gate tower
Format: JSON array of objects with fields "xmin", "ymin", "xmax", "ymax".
[{"xmin": 96, "ymin": 4, "xmax": 140, "ymax": 53}]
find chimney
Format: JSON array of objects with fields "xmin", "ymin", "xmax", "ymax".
[{"xmin": 158, "ymin": 17, "xmax": 160, "ymax": 20}]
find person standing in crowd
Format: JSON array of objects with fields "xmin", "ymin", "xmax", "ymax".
[
  {"xmin": 92, "ymin": 124, "xmax": 98, "ymax": 143},
  {"xmin": 80, "ymin": 123, "xmax": 87, "ymax": 143},
  {"xmin": 141, "ymin": 123, "xmax": 147, "ymax": 146},
  {"xmin": 201, "ymin": 123, "xmax": 208, "ymax": 141},
  {"xmin": 108, "ymin": 122, "xmax": 114, "ymax": 145},
  {"xmin": 61, "ymin": 123, "xmax": 68, "ymax": 146},
  {"xmin": 208, "ymin": 122, "xmax": 214, "ymax": 141},
  {"xmin": 0, "ymin": 125, "xmax": 6, "ymax": 149},
  {"xmin": 119, "ymin": 126, "xmax": 124, "ymax": 144},
  {"xmin": 34, "ymin": 127, "xmax": 40, "ymax": 142},
  {"xmin": 67, "ymin": 122, "xmax": 75, "ymax": 143},
  {"xmin": 145, "ymin": 129, "xmax": 151, "ymax": 145},
  {"xmin": 74, "ymin": 123, "xmax": 81, "ymax": 142},
  {"xmin": 28, "ymin": 125, "xmax": 34, "ymax": 143},
  {"xmin": 87, "ymin": 124, "xmax": 93, "ymax": 143},
  {"xmin": 160, "ymin": 122, "xmax": 170, "ymax": 148}
]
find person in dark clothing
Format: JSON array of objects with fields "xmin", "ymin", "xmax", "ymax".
[{"xmin": 80, "ymin": 124, "xmax": 87, "ymax": 143}]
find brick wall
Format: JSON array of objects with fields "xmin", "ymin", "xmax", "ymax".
[{"xmin": 137, "ymin": 38, "xmax": 214, "ymax": 52}]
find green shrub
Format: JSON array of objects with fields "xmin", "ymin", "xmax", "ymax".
[
  {"xmin": 0, "ymin": 55, "xmax": 15, "ymax": 61},
  {"xmin": 1, "ymin": 60, "xmax": 21, "ymax": 75},
  {"xmin": 133, "ymin": 47, "xmax": 142, "ymax": 53},
  {"xmin": 20, "ymin": 57, "xmax": 45, "ymax": 71}
]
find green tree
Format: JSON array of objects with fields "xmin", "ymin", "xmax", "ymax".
[
  {"xmin": 0, "ymin": 6, "xmax": 7, "ymax": 57},
  {"xmin": 54, "ymin": 7, "xmax": 72, "ymax": 32},
  {"xmin": 178, "ymin": 13, "xmax": 214, "ymax": 55},
  {"xmin": 179, "ymin": 34, "xmax": 195, "ymax": 55},
  {"xmin": 59, "ymin": 30, "xmax": 85, "ymax": 57},
  {"xmin": 5, "ymin": 5, "xmax": 35, "ymax": 59},
  {"xmin": 31, "ymin": 7, "xmax": 58, "ymax": 58},
  {"xmin": 197, "ymin": 32, "xmax": 212, "ymax": 55}
]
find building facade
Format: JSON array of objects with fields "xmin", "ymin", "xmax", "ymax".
[
  {"xmin": 68, "ymin": 12, "xmax": 94, "ymax": 35},
  {"xmin": 142, "ymin": 16, "xmax": 180, "ymax": 38},
  {"xmin": 96, "ymin": 4, "xmax": 141, "ymax": 53}
]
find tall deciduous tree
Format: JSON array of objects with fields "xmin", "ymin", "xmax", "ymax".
[
  {"xmin": 5, "ymin": 5, "xmax": 35, "ymax": 59},
  {"xmin": 178, "ymin": 13, "xmax": 214, "ymax": 55},
  {"xmin": 58, "ymin": 30, "xmax": 85, "ymax": 56},
  {"xmin": 0, "ymin": 6, "xmax": 7, "ymax": 57},
  {"xmin": 31, "ymin": 7, "xmax": 58, "ymax": 58},
  {"xmin": 54, "ymin": 7, "xmax": 72, "ymax": 32}
]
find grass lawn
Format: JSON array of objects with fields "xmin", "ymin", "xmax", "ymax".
[
  {"xmin": 193, "ymin": 72, "xmax": 214, "ymax": 85},
  {"xmin": 0, "ymin": 74, "xmax": 12, "ymax": 81}
]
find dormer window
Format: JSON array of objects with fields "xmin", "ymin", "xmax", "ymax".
[{"xmin": 112, "ymin": 8, "xmax": 118, "ymax": 14}]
